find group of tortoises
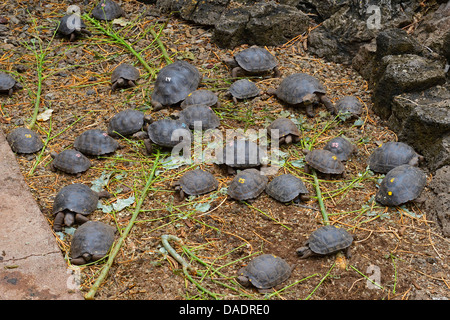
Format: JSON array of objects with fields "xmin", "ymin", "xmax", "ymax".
[{"xmin": 1, "ymin": 0, "xmax": 430, "ymax": 289}]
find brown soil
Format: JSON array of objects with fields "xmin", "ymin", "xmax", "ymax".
[{"xmin": 0, "ymin": 0, "xmax": 448, "ymax": 300}]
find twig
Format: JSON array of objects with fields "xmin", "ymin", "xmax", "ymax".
[
  {"xmin": 149, "ymin": 23, "xmax": 172, "ymax": 65},
  {"xmin": 85, "ymin": 151, "xmax": 161, "ymax": 300}
]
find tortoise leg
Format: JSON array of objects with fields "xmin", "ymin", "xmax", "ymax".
[
  {"xmin": 70, "ymin": 256, "xmax": 88, "ymax": 265},
  {"xmin": 284, "ymin": 135, "xmax": 293, "ymax": 145},
  {"xmin": 143, "ymin": 138, "xmax": 153, "ymax": 155},
  {"xmin": 151, "ymin": 100, "xmax": 164, "ymax": 111},
  {"xmin": 8, "ymin": 88, "xmax": 13, "ymax": 96},
  {"xmin": 179, "ymin": 189, "xmax": 185, "ymax": 200},
  {"xmin": 273, "ymin": 66, "xmax": 282, "ymax": 78},
  {"xmin": 127, "ymin": 80, "xmax": 136, "ymax": 88},
  {"xmin": 231, "ymin": 66, "xmax": 244, "ymax": 78},
  {"xmin": 318, "ymin": 94, "xmax": 336, "ymax": 115},
  {"xmin": 53, "ymin": 212, "xmax": 65, "ymax": 231},
  {"xmin": 278, "ymin": 136, "xmax": 286, "ymax": 145},
  {"xmin": 232, "ymin": 96, "xmax": 238, "ymax": 104},
  {"xmin": 344, "ymin": 246, "xmax": 352, "ymax": 259},
  {"xmin": 69, "ymin": 33, "xmax": 76, "ymax": 42},
  {"xmin": 74, "ymin": 213, "xmax": 89, "ymax": 225},
  {"xmin": 111, "ymin": 81, "xmax": 118, "ymax": 91},
  {"xmin": 64, "ymin": 212, "xmax": 75, "ymax": 227},
  {"xmin": 91, "ymin": 254, "xmax": 106, "ymax": 262},
  {"xmin": 80, "ymin": 29, "xmax": 92, "ymax": 37},
  {"xmin": 305, "ymin": 103, "xmax": 315, "ymax": 118}
]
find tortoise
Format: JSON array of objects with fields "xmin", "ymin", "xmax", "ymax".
[
  {"xmin": 107, "ymin": 109, "xmax": 153, "ymax": 138},
  {"xmin": 52, "ymin": 183, "xmax": 111, "ymax": 231},
  {"xmin": 375, "ymin": 164, "xmax": 427, "ymax": 206},
  {"xmin": 335, "ymin": 96, "xmax": 363, "ymax": 120},
  {"xmin": 267, "ymin": 117, "xmax": 301, "ymax": 145},
  {"xmin": 304, "ymin": 149, "xmax": 345, "ymax": 179},
  {"xmin": 227, "ymin": 168, "xmax": 268, "ymax": 201},
  {"xmin": 50, "ymin": 149, "xmax": 92, "ymax": 175},
  {"xmin": 6, "ymin": 127, "xmax": 43, "ymax": 154},
  {"xmin": 236, "ymin": 254, "xmax": 291, "ymax": 291},
  {"xmin": 111, "ymin": 64, "xmax": 140, "ymax": 91},
  {"xmin": 368, "ymin": 141, "xmax": 423, "ymax": 174},
  {"xmin": 228, "ymin": 79, "xmax": 261, "ymax": 104},
  {"xmin": 265, "ymin": 174, "xmax": 309, "ymax": 203},
  {"xmin": 0, "ymin": 72, "xmax": 22, "ymax": 96},
  {"xmin": 92, "ymin": 0, "xmax": 124, "ymax": 21},
  {"xmin": 180, "ymin": 89, "xmax": 220, "ymax": 109},
  {"xmin": 223, "ymin": 46, "xmax": 281, "ymax": 78},
  {"xmin": 268, "ymin": 73, "xmax": 336, "ymax": 118},
  {"xmin": 56, "ymin": 14, "xmax": 91, "ymax": 42},
  {"xmin": 173, "ymin": 169, "xmax": 219, "ymax": 199},
  {"xmin": 143, "ymin": 119, "xmax": 192, "ymax": 155},
  {"xmin": 296, "ymin": 225, "xmax": 354, "ymax": 259},
  {"xmin": 70, "ymin": 221, "xmax": 116, "ymax": 265},
  {"xmin": 323, "ymin": 136, "xmax": 357, "ymax": 161},
  {"xmin": 73, "ymin": 129, "xmax": 120, "ymax": 156},
  {"xmin": 151, "ymin": 61, "xmax": 202, "ymax": 111},
  {"xmin": 177, "ymin": 105, "xmax": 220, "ymax": 130},
  {"xmin": 219, "ymin": 139, "xmax": 267, "ymax": 174}
]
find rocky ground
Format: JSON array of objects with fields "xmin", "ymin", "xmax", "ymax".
[{"xmin": 0, "ymin": 0, "xmax": 448, "ymax": 300}]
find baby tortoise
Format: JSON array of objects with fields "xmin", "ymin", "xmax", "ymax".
[
  {"xmin": 111, "ymin": 64, "xmax": 140, "ymax": 91},
  {"xmin": 144, "ymin": 119, "xmax": 192, "ymax": 155},
  {"xmin": 6, "ymin": 127, "xmax": 43, "ymax": 154},
  {"xmin": 223, "ymin": 46, "xmax": 281, "ymax": 78},
  {"xmin": 52, "ymin": 183, "xmax": 111, "ymax": 231},
  {"xmin": 335, "ymin": 96, "xmax": 363, "ymax": 120},
  {"xmin": 107, "ymin": 109, "xmax": 153, "ymax": 138},
  {"xmin": 375, "ymin": 164, "xmax": 427, "ymax": 206},
  {"xmin": 237, "ymin": 254, "xmax": 291, "ymax": 292},
  {"xmin": 70, "ymin": 221, "xmax": 116, "ymax": 265},
  {"xmin": 178, "ymin": 105, "xmax": 220, "ymax": 130},
  {"xmin": 56, "ymin": 13, "xmax": 91, "ymax": 42},
  {"xmin": 227, "ymin": 168, "xmax": 268, "ymax": 201},
  {"xmin": 268, "ymin": 73, "xmax": 336, "ymax": 118},
  {"xmin": 173, "ymin": 169, "xmax": 219, "ymax": 200},
  {"xmin": 297, "ymin": 225, "xmax": 354, "ymax": 259},
  {"xmin": 92, "ymin": 0, "xmax": 124, "ymax": 21},
  {"xmin": 304, "ymin": 149, "xmax": 345, "ymax": 179},
  {"xmin": 151, "ymin": 61, "xmax": 202, "ymax": 111},
  {"xmin": 50, "ymin": 149, "xmax": 92, "ymax": 176},
  {"xmin": 228, "ymin": 79, "xmax": 261, "ymax": 104},
  {"xmin": 73, "ymin": 129, "xmax": 120, "ymax": 156},
  {"xmin": 267, "ymin": 117, "xmax": 301, "ymax": 145},
  {"xmin": 323, "ymin": 136, "xmax": 357, "ymax": 162},
  {"xmin": 368, "ymin": 141, "xmax": 423, "ymax": 174},
  {"xmin": 219, "ymin": 139, "xmax": 267, "ymax": 174},
  {"xmin": 180, "ymin": 89, "xmax": 220, "ymax": 109},
  {"xmin": 0, "ymin": 72, "xmax": 22, "ymax": 96},
  {"xmin": 265, "ymin": 174, "xmax": 309, "ymax": 203}
]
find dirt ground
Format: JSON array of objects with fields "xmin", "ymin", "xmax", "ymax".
[{"xmin": 0, "ymin": 0, "xmax": 448, "ymax": 300}]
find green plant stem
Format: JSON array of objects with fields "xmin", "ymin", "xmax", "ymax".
[
  {"xmin": 83, "ymin": 14, "xmax": 157, "ymax": 78},
  {"xmin": 312, "ymin": 169, "xmax": 329, "ymax": 225},
  {"xmin": 305, "ymin": 263, "xmax": 335, "ymax": 300},
  {"xmin": 149, "ymin": 26, "xmax": 172, "ymax": 65},
  {"xmin": 85, "ymin": 151, "xmax": 161, "ymax": 300}
]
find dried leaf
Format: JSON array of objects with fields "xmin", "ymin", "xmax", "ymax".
[{"xmin": 37, "ymin": 109, "xmax": 53, "ymax": 121}]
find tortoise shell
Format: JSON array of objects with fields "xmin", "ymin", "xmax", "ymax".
[
  {"xmin": 180, "ymin": 89, "xmax": 219, "ymax": 109},
  {"xmin": 273, "ymin": 73, "xmax": 326, "ymax": 105},
  {"xmin": 227, "ymin": 168, "xmax": 268, "ymax": 201},
  {"xmin": 307, "ymin": 225, "xmax": 353, "ymax": 255},
  {"xmin": 151, "ymin": 61, "xmax": 202, "ymax": 109},
  {"xmin": 375, "ymin": 164, "xmax": 427, "ymax": 206},
  {"xmin": 305, "ymin": 149, "xmax": 345, "ymax": 174},
  {"xmin": 70, "ymin": 221, "xmax": 116, "ymax": 265},
  {"xmin": 267, "ymin": 118, "xmax": 300, "ymax": 141},
  {"xmin": 111, "ymin": 64, "xmax": 140, "ymax": 83},
  {"xmin": 6, "ymin": 127, "xmax": 43, "ymax": 154},
  {"xmin": 73, "ymin": 129, "xmax": 119, "ymax": 156},
  {"xmin": 238, "ymin": 254, "xmax": 291, "ymax": 289},
  {"xmin": 335, "ymin": 96, "xmax": 363, "ymax": 118},
  {"xmin": 107, "ymin": 109, "xmax": 146, "ymax": 137},
  {"xmin": 234, "ymin": 47, "xmax": 278, "ymax": 74},
  {"xmin": 265, "ymin": 174, "xmax": 308, "ymax": 203},
  {"xmin": 220, "ymin": 140, "xmax": 266, "ymax": 169},
  {"xmin": 52, "ymin": 183, "xmax": 100, "ymax": 216},
  {"xmin": 92, "ymin": 0, "xmax": 124, "ymax": 21},
  {"xmin": 178, "ymin": 169, "xmax": 219, "ymax": 196},
  {"xmin": 323, "ymin": 137, "xmax": 356, "ymax": 161},
  {"xmin": 147, "ymin": 119, "xmax": 192, "ymax": 148},
  {"xmin": 51, "ymin": 149, "xmax": 92, "ymax": 174},
  {"xmin": 0, "ymin": 72, "xmax": 18, "ymax": 92},
  {"xmin": 368, "ymin": 142, "xmax": 422, "ymax": 174},
  {"xmin": 228, "ymin": 79, "xmax": 261, "ymax": 100},
  {"xmin": 178, "ymin": 105, "xmax": 220, "ymax": 130},
  {"xmin": 56, "ymin": 14, "xmax": 87, "ymax": 36}
]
